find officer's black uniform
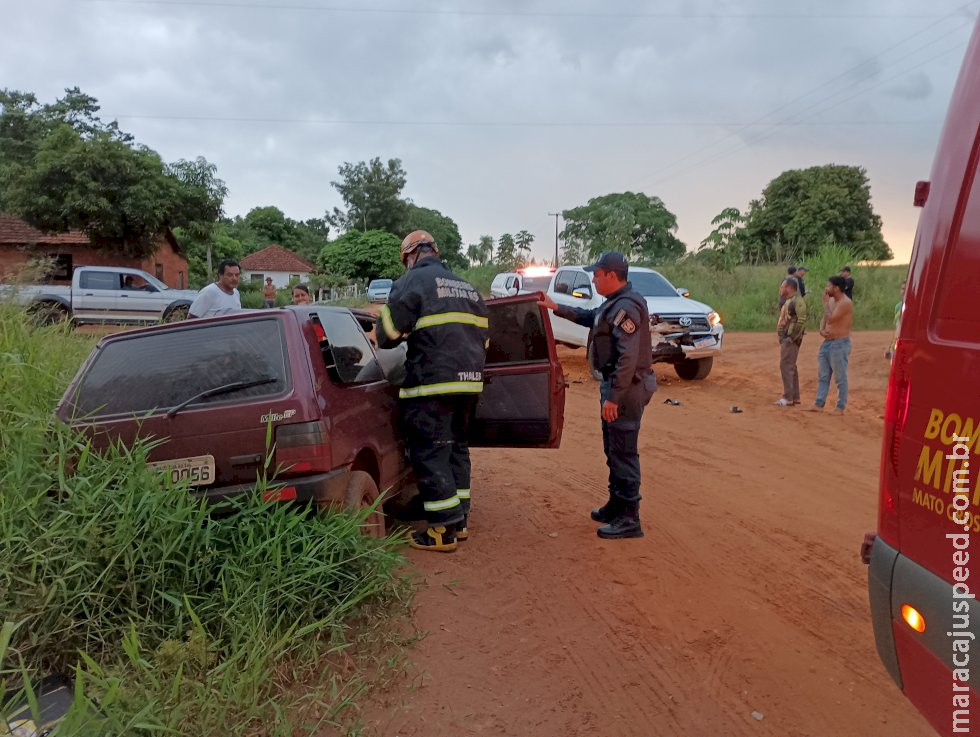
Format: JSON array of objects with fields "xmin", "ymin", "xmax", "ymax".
[
  {"xmin": 554, "ymin": 266, "xmax": 656, "ymax": 537},
  {"xmin": 376, "ymin": 256, "xmax": 488, "ymax": 530}
]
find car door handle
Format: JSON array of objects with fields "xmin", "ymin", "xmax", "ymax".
[
  {"xmin": 84, "ymin": 293, "xmax": 94, "ymax": 296},
  {"xmin": 120, "ymin": 294, "xmax": 129, "ymax": 297}
]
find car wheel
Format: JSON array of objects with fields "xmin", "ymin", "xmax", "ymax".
[
  {"xmin": 344, "ymin": 470, "xmax": 386, "ymax": 538},
  {"xmin": 163, "ymin": 304, "xmax": 190, "ymax": 322},
  {"xmin": 674, "ymin": 357, "xmax": 713, "ymax": 380}
]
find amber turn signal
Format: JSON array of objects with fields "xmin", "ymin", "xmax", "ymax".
[{"xmin": 901, "ymin": 604, "xmax": 926, "ymax": 633}]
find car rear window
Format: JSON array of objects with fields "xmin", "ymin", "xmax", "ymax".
[
  {"xmin": 68, "ymin": 318, "xmax": 290, "ymax": 418},
  {"xmin": 521, "ymin": 275, "xmax": 552, "ymax": 292}
]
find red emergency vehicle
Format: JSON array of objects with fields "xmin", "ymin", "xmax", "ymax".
[{"xmin": 864, "ymin": 15, "xmax": 980, "ymax": 737}]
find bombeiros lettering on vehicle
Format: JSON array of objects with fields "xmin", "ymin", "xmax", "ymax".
[{"xmin": 260, "ymin": 409, "xmax": 297, "ymax": 424}]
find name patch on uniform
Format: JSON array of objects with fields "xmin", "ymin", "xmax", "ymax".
[
  {"xmin": 612, "ymin": 309, "xmax": 627, "ymax": 326},
  {"xmin": 620, "ymin": 318, "xmax": 636, "ymax": 334}
]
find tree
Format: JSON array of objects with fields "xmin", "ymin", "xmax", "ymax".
[
  {"xmin": 496, "ymin": 233, "xmax": 516, "ymax": 267},
  {"xmin": 327, "ymin": 157, "xmax": 409, "ymax": 234},
  {"xmin": 319, "ymin": 229, "xmax": 402, "ymax": 281},
  {"xmin": 403, "ymin": 204, "xmax": 465, "ymax": 270},
  {"xmin": 478, "ymin": 235, "xmax": 494, "ymax": 264},
  {"xmin": 738, "ymin": 164, "xmax": 891, "ymax": 262},
  {"xmin": 0, "ymin": 88, "xmax": 226, "ymax": 259},
  {"xmin": 561, "ymin": 192, "xmax": 685, "ymax": 263},
  {"xmin": 466, "ymin": 243, "xmax": 482, "ymax": 266},
  {"xmin": 514, "ymin": 230, "xmax": 535, "ymax": 268}
]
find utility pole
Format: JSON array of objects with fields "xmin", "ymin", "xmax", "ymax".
[{"xmin": 548, "ymin": 212, "xmax": 561, "ymax": 267}]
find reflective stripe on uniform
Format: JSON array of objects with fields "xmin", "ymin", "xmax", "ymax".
[
  {"xmin": 414, "ymin": 312, "xmax": 488, "ymax": 331},
  {"xmin": 379, "ymin": 305, "xmax": 402, "ymax": 340},
  {"xmin": 399, "ymin": 381, "xmax": 484, "ymax": 399},
  {"xmin": 424, "ymin": 496, "xmax": 462, "ymax": 512},
  {"xmin": 456, "ymin": 488, "xmax": 471, "ymax": 499}
]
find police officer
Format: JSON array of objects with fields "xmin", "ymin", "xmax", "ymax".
[
  {"xmin": 539, "ymin": 252, "xmax": 656, "ymax": 539},
  {"xmin": 376, "ymin": 230, "xmax": 488, "ymax": 553}
]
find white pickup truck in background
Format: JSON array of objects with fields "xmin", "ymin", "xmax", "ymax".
[
  {"xmin": 0, "ymin": 266, "xmax": 199, "ymax": 325},
  {"xmin": 545, "ymin": 265, "xmax": 724, "ymax": 380}
]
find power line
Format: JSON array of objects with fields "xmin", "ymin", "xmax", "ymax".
[
  {"xmin": 103, "ymin": 115, "xmax": 943, "ymax": 127},
  {"xmin": 78, "ymin": 0, "xmax": 975, "ymax": 19}
]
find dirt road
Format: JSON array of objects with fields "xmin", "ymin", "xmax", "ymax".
[{"xmin": 359, "ymin": 331, "xmax": 932, "ymax": 737}]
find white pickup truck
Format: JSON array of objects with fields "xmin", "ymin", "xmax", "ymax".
[
  {"xmin": 0, "ymin": 266, "xmax": 199, "ymax": 325},
  {"xmin": 546, "ymin": 265, "xmax": 724, "ymax": 380}
]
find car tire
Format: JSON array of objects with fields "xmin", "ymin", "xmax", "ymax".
[
  {"xmin": 344, "ymin": 470, "xmax": 386, "ymax": 538},
  {"xmin": 163, "ymin": 304, "xmax": 190, "ymax": 322},
  {"xmin": 675, "ymin": 357, "xmax": 713, "ymax": 380}
]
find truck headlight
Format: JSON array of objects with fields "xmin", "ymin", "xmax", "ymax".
[{"xmin": 708, "ymin": 311, "xmax": 722, "ymax": 328}]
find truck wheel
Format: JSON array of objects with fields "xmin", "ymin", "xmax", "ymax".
[
  {"xmin": 163, "ymin": 305, "xmax": 190, "ymax": 322},
  {"xmin": 344, "ymin": 470, "xmax": 386, "ymax": 538},
  {"xmin": 31, "ymin": 303, "xmax": 72, "ymax": 328},
  {"xmin": 675, "ymin": 357, "xmax": 713, "ymax": 380}
]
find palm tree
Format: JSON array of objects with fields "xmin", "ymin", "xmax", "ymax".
[{"xmin": 478, "ymin": 235, "xmax": 494, "ymax": 265}]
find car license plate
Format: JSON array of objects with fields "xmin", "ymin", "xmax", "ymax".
[
  {"xmin": 693, "ymin": 336, "xmax": 716, "ymax": 349},
  {"xmin": 148, "ymin": 455, "xmax": 215, "ymax": 487}
]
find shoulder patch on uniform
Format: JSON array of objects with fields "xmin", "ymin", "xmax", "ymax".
[
  {"xmin": 620, "ymin": 318, "xmax": 636, "ymax": 334},
  {"xmin": 612, "ymin": 308, "xmax": 627, "ymax": 326}
]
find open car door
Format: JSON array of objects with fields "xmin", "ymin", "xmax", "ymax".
[{"xmin": 471, "ymin": 293, "xmax": 565, "ymax": 448}]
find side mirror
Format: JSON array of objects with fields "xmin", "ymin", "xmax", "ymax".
[
  {"xmin": 676, "ymin": 287, "xmax": 690, "ymax": 298},
  {"xmin": 572, "ymin": 287, "xmax": 593, "ymax": 300}
]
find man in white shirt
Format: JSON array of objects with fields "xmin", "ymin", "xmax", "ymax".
[{"xmin": 189, "ymin": 260, "xmax": 242, "ymax": 318}]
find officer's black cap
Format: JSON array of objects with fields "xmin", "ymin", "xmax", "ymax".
[{"xmin": 584, "ymin": 251, "xmax": 629, "ymax": 276}]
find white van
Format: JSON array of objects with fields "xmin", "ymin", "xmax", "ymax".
[{"xmin": 489, "ymin": 268, "xmax": 556, "ymax": 299}]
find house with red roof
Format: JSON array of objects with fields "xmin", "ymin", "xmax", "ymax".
[
  {"xmin": 0, "ymin": 214, "xmax": 188, "ymax": 288},
  {"xmin": 240, "ymin": 244, "xmax": 316, "ymax": 288}
]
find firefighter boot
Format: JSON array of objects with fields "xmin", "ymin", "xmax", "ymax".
[
  {"xmin": 457, "ymin": 515, "xmax": 469, "ymax": 541},
  {"xmin": 408, "ymin": 524, "xmax": 458, "ymax": 552},
  {"xmin": 596, "ymin": 508, "xmax": 644, "ymax": 540}
]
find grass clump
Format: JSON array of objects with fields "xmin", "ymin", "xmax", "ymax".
[{"xmin": 0, "ymin": 302, "xmax": 412, "ymax": 735}]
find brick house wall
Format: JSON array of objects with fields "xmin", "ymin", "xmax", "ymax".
[{"xmin": 0, "ymin": 216, "xmax": 189, "ymax": 288}]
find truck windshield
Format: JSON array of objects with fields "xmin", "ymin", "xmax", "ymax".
[{"xmin": 630, "ymin": 272, "xmax": 679, "ymax": 298}]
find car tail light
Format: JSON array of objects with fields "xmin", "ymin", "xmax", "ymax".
[
  {"xmin": 275, "ymin": 420, "xmax": 330, "ymax": 474},
  {"xmin": 878, "ymin": 338, "xmax": 912, "ymax": 548}
]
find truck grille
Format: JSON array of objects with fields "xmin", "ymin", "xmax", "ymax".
[{"xmin": 651, "ymin": 313, "xmax": 710, "ymax": 331}]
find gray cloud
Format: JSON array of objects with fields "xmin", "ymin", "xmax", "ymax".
[{"xmin": 1, "ymin": 0, "xmax": 976, "ymax": 263}]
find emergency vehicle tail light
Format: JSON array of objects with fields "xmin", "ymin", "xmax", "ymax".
[{"xmin": 901, "ymin": 604, "xmax": 926, "ymax": 633}]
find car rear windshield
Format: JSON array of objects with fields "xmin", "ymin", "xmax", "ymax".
[
  {"xmin": 521, "ymin": 275, "xmax": 553, "ymax": 292},
  {"xmin": 67, "ymin": 318, "xmax": 290, "ymax": 418},
  {"xmin": 630, "ymin": 271, "xmax": 678, "ymax": 297},
  {"xmin": 369, "ymin": 279, "xmax": 392, "ymax": 288}
]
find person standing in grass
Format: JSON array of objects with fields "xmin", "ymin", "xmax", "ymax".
[{"xmin": 774, "ymin": 277, "xmax": 807, "ymax": 407}]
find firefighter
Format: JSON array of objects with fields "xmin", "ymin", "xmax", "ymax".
[
  {"xmin": 376, "ymin": 230, "xmax": 488, "ymax": 552},
  {"xmin": 539, "ymin": 252, "xmax": 656, "ymax": 539}
]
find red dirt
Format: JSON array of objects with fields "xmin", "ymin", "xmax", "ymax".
[{"xmin": 357, "ymin": 331, "xmax": 932, "ymax": 737}]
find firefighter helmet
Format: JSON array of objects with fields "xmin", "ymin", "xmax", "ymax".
[{"xmin": 400, "ymin": 230, "xmax": 439, "ymax": 264}]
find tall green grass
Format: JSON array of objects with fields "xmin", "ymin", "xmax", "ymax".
[
  {"xmin": 654, "ymin": 246, "xmax": 907, "ymax": 331},
  {"xmin": 465, "ymin": 249, "xmax": 907, "ymax": 331},
  {"xmin": 0, "ymin": 303, "xmax": 412, "ymax": 735}
]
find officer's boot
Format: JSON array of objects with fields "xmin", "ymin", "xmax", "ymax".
[
  {"xmin": 590, "ymin": 496, "xmax": 619, "ymax": 524},
  {"xmin": 457, "ymin": 514, "xmax": 469, "ymax": 541},
  {"xmin": 407, "ymin": 523, "xmax": 458, "ymax": 552},
  {"xmin": 596, "ymin": 507, "xmax": 644, "ymax": 540}
]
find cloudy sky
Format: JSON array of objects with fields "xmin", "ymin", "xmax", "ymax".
[{"xmin": 5, "ymin": 0, "xmax": 979, "ymax": 264}]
